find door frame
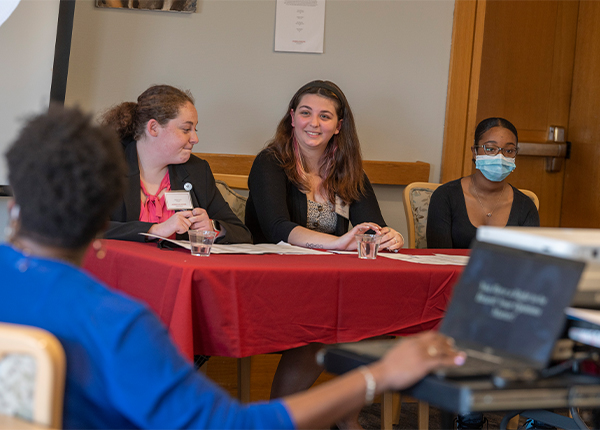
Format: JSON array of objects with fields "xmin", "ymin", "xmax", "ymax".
[{"xmin": 441, "ymin": 0, "xmax": 487, "ymax": 183}]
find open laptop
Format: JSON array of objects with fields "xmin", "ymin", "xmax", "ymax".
[
  {"xmin": 434, "ymin": 239, "xmax": 584, "ymax": 378},
  {"xmin": 320, "ymin": 238, "xmax": 585, "ymax": 380},
  {"xmin": 476, "ymin": 226, "xmax": 600, "ymax": 309}
]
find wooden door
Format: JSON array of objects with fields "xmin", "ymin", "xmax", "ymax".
[
  {"xmin": 442, "ymin": 0, "xmax": 579, "ymax": 227},
  {"xmin": 560, "ymin": 1, "xmax": 600, "ymax": 227}
]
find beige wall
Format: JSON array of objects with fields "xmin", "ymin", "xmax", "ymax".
[
  {"xmin": 65, "ymin": 0, "xmax": 455, "ymax": 239},
  {"xmin": 0, "ymin": 0, "xmax": 60, "ymax": 185}
]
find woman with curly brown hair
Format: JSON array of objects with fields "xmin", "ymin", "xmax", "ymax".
[{"xmin": 101, "ymin": 84, "xmax": 251, "ymax": 244}]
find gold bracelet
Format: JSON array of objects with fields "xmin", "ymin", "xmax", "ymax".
[{"xmin": 358, "ymin": 366, "xmax": 376, "ymax": 405}]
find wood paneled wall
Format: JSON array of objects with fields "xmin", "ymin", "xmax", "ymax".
[
  {"xmin": 560, "ymin": 1, "xmax": 600, "ymax": 227},
  {"xmin": 442, "ymin": 0, "xmax": 580, "ymax": 227}
]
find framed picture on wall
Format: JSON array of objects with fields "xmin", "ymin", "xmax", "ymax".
[{"xmin": 96, "ymin": 0, "xmax": 197, "ymax": 13}]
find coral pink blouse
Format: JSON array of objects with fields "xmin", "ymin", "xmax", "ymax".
[{"xmin": 139, "ymin": 173, "xmax": 175, "ymax": 224}]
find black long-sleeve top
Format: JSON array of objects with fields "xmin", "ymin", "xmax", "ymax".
[
  {"xmin": 106, "ymin": 140, "xmax": 252, "ymax": 244},
  {"xmin": 426, "ymin": 178, "xmax": 540, "ymax": 249},
  {"xmin": 245, "ymin": 149, "xmax": 386, "ymax": 244}
]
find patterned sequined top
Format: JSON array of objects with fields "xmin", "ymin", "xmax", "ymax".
[{"xmin": 307, "ymin": 199, "xmax": 337, "ymax": 234}]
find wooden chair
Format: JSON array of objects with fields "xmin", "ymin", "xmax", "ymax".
[
  {"xmin": 403, "ymin": 182, "xmax": 442, "ymax": 249},
  {"xmin": 382, "ymin": 391, "xmax": 429, "ymax": 430},
  {"xmin": 0, "ymin": 323, "xmax": 66, "ymax": 429},
  {"xmin": 0, "ymin": 414, "xmax": 49, "ymax": 430},
  {"xmin": 519, "ymin": 188, "xmax": 540, "ymax": 210}
]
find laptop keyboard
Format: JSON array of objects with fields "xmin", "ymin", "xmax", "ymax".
[
  {"xmin": 464, "ymin": 348, "xmax": 504, "ymax": 364},
  {"xmin": 435, "ymin": 348, "xmax": 531, "ymax": 378}
]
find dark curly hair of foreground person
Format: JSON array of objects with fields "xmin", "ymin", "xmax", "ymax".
[{"xmin": 6, "ymin": 105, "xmax": 126, "ymax": 249}]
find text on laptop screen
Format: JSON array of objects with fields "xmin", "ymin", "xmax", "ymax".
[{"xmin": 440, "ymin": 241, "xmax": 584, "ymax": 364}]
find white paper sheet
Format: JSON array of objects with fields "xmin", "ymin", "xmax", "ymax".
[
  {"xmin": 274, "ymin": 0, "xmax": 325, "ymax": 53},
  {"xmin": 139, "ymin": 233, "xmax": 191, "ymax": 248},
  {"xmin": 327, "ymin": 250, "xmax": 468, "ymax": 265},
  {"xmin": 378, "ymin": 253, "xmax": 469, "ymax": 266},
  {"xmin": 211, "ymin": 242, "xmax": 332, "ymax": 255},
  {"xmin": 139, "ymin": 233, "xmax": 332, "ymax": 255}
]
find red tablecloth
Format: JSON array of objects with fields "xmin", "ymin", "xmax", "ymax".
[{"xmin": 83, "ymin": 240, "xmax": 467, "ymax": 359}]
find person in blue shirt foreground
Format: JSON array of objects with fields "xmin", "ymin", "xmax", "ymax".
[{"xmin": 1, "ymin": 105, "xmax": 464, "ymax": 429}]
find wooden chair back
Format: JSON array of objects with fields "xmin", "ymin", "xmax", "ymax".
[
  {"xmin": 0, "ymin": 323, "xmax": 65, "ymax": 428},
  {"xmin": 214, "ymin": 179, "xmax": 248, "ymax": 222},
  {"xmin": 403, "ymin": 182, "xmax": 441, "ymax": 249},
  {"xmin": 519, "ymin": 188, "xmax": 540, "ymax": 210}
]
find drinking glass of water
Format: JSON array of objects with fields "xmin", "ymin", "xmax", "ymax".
[
  {"xmin": 188, "ymin": 230, "xmax": 217, "ymax": 257},
  {"xmin": 355, "ymin": 234, "xmax": 382, "ymax": 259}
]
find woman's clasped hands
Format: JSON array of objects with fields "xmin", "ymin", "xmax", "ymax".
[
  {"xmin": 148, "ymin": 207, "xmax": 214, "ymax": 237},
  {"xmin": 378, "ymin": 226, "xmax": 404, "ymax": 251},
  {"xmin": 336, "ymin": 223, "xmax": 404, "ymax": 251}
]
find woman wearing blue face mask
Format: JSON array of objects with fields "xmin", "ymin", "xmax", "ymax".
[{"xmin": 426, "ymin": 117, "xmax": 540, "ymax": 249}]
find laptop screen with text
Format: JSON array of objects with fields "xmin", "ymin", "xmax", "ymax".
[{"xmin": 440, "ymin": 241, "xmax": 585, "ymax": 365}]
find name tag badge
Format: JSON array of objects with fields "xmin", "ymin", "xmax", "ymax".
[
  {"xmin": 335, "ymin": 195, "xmax": 350, "ymax": 219},
  {"xmin": 165, "ymin": 191, "xmax": 193, "ymax": 211}
]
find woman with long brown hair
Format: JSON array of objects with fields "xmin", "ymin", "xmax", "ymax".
[
  {"xmin": 246, "ymin": 80, "xmax": 403, "ymax": 250},
  {"xmin": 246, "ymin": 80, "xmax": 405, "ymax": 428}
]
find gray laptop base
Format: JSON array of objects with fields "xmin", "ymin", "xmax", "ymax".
[
  {"xmin": 320, "ymin": 339, "xmax": 600, "ymax": 419},
  {"xmin": 318, "ymin": 340, "xmax": 600, "ymax": 429}
]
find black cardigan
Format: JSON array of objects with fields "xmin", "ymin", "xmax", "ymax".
[
  {"xmin": 245, "ymin": 149, "xmax": 386, "ymax": 244},
  {"xmin": 106, "ymin": 141, "xmax": 252, "ymax": 244}
]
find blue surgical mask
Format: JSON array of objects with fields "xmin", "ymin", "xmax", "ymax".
[{"xmin": 475, "ymin": 154, "xmax": 516, "ymax": 182}]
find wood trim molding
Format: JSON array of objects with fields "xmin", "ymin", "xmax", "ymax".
[
  {"xmin": 213, "ymin": 174, "xmax": 249, "ymax": 190},
  {"xmin": 461, "ymin": 0, "xmax": 488, "ymax": 177},
  {"xmin": 441, "ymin": 0, "xmax": 487, "ymax": 182},
  {"xmin": 195, "ymin": 153, "xmax": 255, "ymax": 176},
  {"xmin": 194, "ymin": 153, "xmax": 430, "ymax": 187},
  {"xmin": 362, "ymin": 161, "xmax": 430, "ymax": 185},
  {"xmin": 440, "ymin": 0, "xmax": 478, "ymax": 182}
]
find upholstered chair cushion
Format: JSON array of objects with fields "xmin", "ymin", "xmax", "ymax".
[
  {"xmin": 215, "ymin": 179, "xmax": 248, "ymax": 222},
  {"xmin": 409, "ymin": 187, "xmax": 436, "ymax": 249},
  {"xmin": 0, "ymin": 354, "xmax": 35, "ymax": 421}
]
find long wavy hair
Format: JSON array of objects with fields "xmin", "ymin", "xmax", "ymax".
[{"xmin": 265, "ymin": 80, "xmax": 365, "ymax": 204}]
